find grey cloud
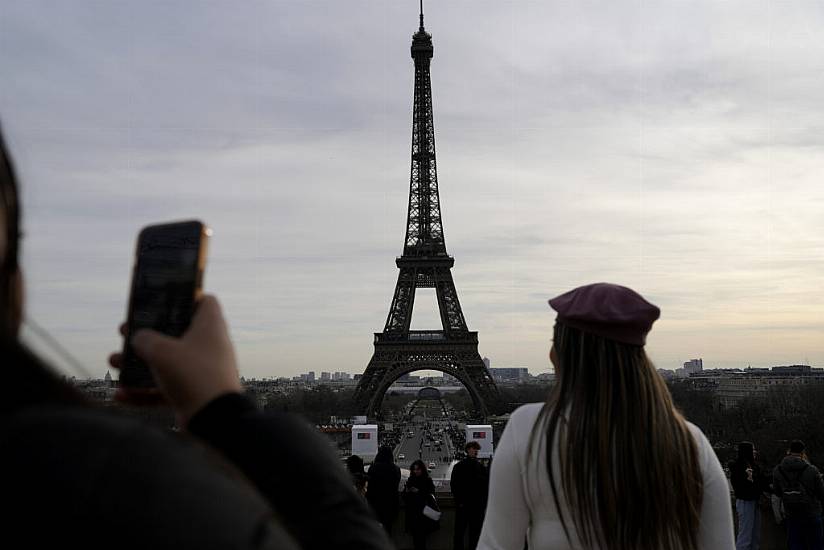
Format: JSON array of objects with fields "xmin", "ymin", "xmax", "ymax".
[{"xmin": 2, "ymin": 1, "xmax": 824, "ymax": 376}]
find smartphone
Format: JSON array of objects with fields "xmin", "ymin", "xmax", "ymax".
[{"xmin": 120, "ymin": 220, "xmax": 210, "ymax": 388}]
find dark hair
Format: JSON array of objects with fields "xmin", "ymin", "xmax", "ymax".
[
  {"xmin": 0, "ymin": 127, "xmax": 21, "ymax": 337},
  {"xmin": 531, "ymin": 322, "xmax": 703, "ymax": 550},
  {"xmin": 736, "ymin": 441, "xmax": 755, "ymax": 466},
  {"xmin": 465, "ymin": 441, "xmax": 481, "ymax": 452},
  {"xmin": 409, "ymin": 459, "xmax": 429, "ymax": 477},
  {"xmin": 375, "ymin": 446, "xmax": 394, "ymax": 464},
  {"xmin": 790, "ymin": 440, "xmax": 806, "ymax": 454},
  {"xmin": 0, "ymin": 127, "xmax": 87, "ymax": 412},
  {"xmin": 346, "ymin": 454, "xmax": 364, "ymax": 476}
]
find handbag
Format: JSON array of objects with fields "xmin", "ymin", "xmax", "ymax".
[{"xmin": 422, "ymin": 494, "xmax": 442, "ymax": 521}]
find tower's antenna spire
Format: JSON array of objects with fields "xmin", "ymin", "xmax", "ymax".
[{"xmin": 419, "ymin": 0, "xmax": 424, "ymax": 30}]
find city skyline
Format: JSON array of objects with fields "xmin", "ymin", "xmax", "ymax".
[{"xmin": 2, "ymin": 1, "xmax": 824, "ymax": 379}]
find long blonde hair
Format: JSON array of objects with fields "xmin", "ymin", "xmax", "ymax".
[{"xmin": 531, "ymin": 322, "xmax": 703, "ymax": 550}]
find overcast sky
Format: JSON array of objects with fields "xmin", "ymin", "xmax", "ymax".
[{"xmin": 2, "ymin": 1, "xmax": 824, "ymax": 379}]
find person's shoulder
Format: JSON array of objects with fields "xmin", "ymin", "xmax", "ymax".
[
  {"xmin": 683, "ymin": 420, "xmax": 712, "ymax": 450},
  {"xmin": 507, "ymin": 402, "xmax": 545, "ymax": 429},
  {"xmin": 2, "ymin": 405, "xmax": 284, "ymax": 549},
  {"xmin": 682, "ymin": 421, "xmax": 720, "ymax": 469},
  {"xmin": 495, "ymin": 403, "xmax": 545, "ymax": 458},
  {"xmin": 803, "ymin": 462, "xmax": 821, "ymax": 477}
]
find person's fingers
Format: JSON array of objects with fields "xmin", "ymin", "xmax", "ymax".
[
  {"xmin": 187, "ymin": 294, "xmax": 225, "ymax": 335},
  {"xmin": 108, "ymin": 352, "xmax": 123, "ymax": 369},
  {"xmin": 131, "ymin": 329, "xmax": 183, "ymax": 372}
]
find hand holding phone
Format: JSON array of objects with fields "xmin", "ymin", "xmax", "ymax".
[
  {"xmin": 120, "ymin": 220, "xmax": 209, "ymax": 388},
  {"xmin": 110, "ymin": 294, "xmax": 243, "ymax": 425}
]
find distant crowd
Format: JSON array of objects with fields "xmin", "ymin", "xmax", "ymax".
[
  {"xmin": 731, "ymin": 440, "xmax": 824, "ymax": 550},
  {"xmin": 344, "ymin": 440, "xmax": 489, "ymax": 550}
]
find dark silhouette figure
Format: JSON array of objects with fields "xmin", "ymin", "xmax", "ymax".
[
  {"xmin": 347, "ymin": 454, "xmax": 365, "ymax": 477},
  {"xmin": 404, "ymin": 459, "xmax": 438, "ymax": 550},
  {"xmin": 773, "ymin": 440, "xmax": 824, "ymax": 550},
  {"xmin": 450, "ymin": 441, "xmax": 488, "ymax": 550},
  {"xmin": 731, "ymin": 441, "xmax": 768, "ymax": 550},
  {"xmin": 367, "ymin": 446, "xmax": 402, "ymax": 534}
]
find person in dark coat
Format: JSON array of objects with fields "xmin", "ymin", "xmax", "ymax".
[
  {"xmin": 404, "ymin": 459, "xmax": 437, "ymax": 550},
  {"xmin": 0, "ymin": 127, "xmax": 392, "ymax": 550},
  {"xmin": 368, "ymin": 446, "xmax": 402, "ymax": 534},
  {"xmin": 773, "ymin": 440, "xmax": 824, "ymax": 550},
  {"xmin": 450, "ymin": 440, "xmax": 489, "ymax": 550},
  {"xmin": 731, "ymin": 441, "xmax": 769, "ymax": 550},
  {"xmin": 1, "ymin": 338, "xmax": 300, "ymax": 550}
]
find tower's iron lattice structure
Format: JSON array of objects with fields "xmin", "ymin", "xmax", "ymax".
[{"xmin": 353, "ymin": 8, "xmax": 501, "ymax": 418}]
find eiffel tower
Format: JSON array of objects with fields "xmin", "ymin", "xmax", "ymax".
[{"xmin": 353, "ymin": 5, "xmax": 500, "ymax": 418}]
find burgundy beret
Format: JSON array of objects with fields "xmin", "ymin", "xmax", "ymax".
[{"xmin": 548, "ymin": 283, "xmax": 660, "ymax": 346}]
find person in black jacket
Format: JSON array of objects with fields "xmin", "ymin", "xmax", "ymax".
[
  {"xmin": 731, "ymin": 441, "xmax": 769, "ymax": 550},
  {"xmin": 368, "ymin": 446, "xmax": 402, "ymax": 534},
  {"xmin": 450, "ymin": 440, "xmax": 489, "ymax": 550},
  {"xmin": 1, "ymin": 338, "xmax": 301, "ymax": 550},
  {"xmin": 0, "ymin": 126, "xmax": 392, "ymax": 550},
  {"xmin": 773, "ymin": 440, "xmax": 824, "ymax": 550},
  {"xmin": 404, "ymin": 459, "xmax": 438, "ymax": 550}
]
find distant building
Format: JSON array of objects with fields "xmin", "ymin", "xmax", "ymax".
[
  {"xmin": 321, "ymin": 371, "xmax": 331, "ymax": 381},
  {"xmin": 689, "ymin": 365, "xmax": 824, "ymax": 408},
  {"xmin": 770, "ymin": 365, "xmax": 811, "ymax": 375},
  {"xmin": 442, "ymin": 373, "xmax": 460, "ymax": 384},
  {"xmin": 683, "ymin": 358, "xmax": 703, "ymax": 376},
  {"xmin": 490, "ymin": 367, "xmax": 530, "ymax": 383},
  {"xmin": 483, "ymin": 357, "xmax": 491, "ymax": 370},
  {"xmin": 533, "ymin": 372, "xmax": 556, "ymax": 384}
]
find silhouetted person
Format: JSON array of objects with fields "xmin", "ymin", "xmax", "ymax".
[
  {"xmin": 347, "ymin": 454, "xmax": 365, "ymax": 477},
  {"xmin": 773, "ymin": 440, "xmax": 824, "ymax": 550},
  {"xmin": 0, "ymin": 126, "xmax": 392, "ymax": 550},
  {"xmin": 367, "ymin": 446, "xmax": 402, "ymax": 534},
  {"xmin": 479, "ymin": 283, "xmax": 735, "ymax": 549},
  {"xmin": 451, "ymin": 440, "xmax": 488, "ymax": 550},
  {"xmin": 731, "ymin": 441, "xmax": 768, "ymax": 550},
  {"xmin": 404, "ymin": 459, "xmax": 438, "ymax": 550}
]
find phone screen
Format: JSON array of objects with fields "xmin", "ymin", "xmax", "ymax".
[{"xmin": 121, "ymin": 220, "xmax": 206, "ymax": 387}]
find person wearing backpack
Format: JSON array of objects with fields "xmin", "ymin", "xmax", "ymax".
[{"xmin": 773, "ymin": 440, "xmax": 824, "ymax": 550}]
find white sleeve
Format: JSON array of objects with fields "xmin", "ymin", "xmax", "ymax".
[
  {"xmin": 691, "ymin": 425, "xmax": 735, "ymax": 550},
  {"xmin": 478, "ymin": 410, "xmax": 530, "ymax": 550}
]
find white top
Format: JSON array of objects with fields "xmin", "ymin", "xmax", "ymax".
[{"xmin": 478, "ymin": 403, "xmax": 735, "ymax": 550}]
